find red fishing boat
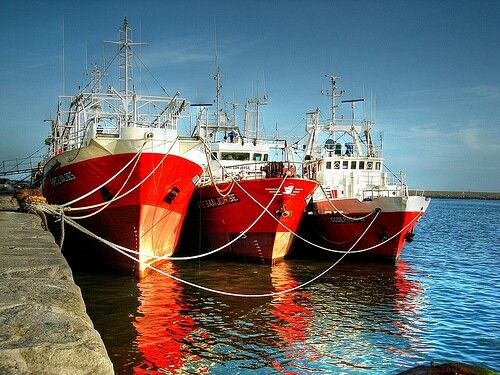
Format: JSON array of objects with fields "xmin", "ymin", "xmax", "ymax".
[
  {"xmin": 299, "ymin": 75, "xmax": 430, "ymax": 262},
  {"xmin": 185, "ymin": 69, "xmax": 317, "ymax": 263},
  {"xmin": 42, "ymin": 18, "xmax": 203, "ymax": 276}
]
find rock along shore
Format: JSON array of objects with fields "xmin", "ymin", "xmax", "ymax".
[{"xmin": 0, "ymin": 195, "xmax": 114, "ymax": 375}]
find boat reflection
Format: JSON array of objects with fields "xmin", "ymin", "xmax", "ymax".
[
  {"xmin": 295, "ymin": 259, "xmax": 429, "ymax": 370},
  {"xmin": 269, "ymin": 262, "xmax": 315, "ymax": 372},
  {"xmin": 132, "ymin": 262, "xmax": 198, "ymax": 374},
  {"xmin": 76, "ymin": 258, "xmax": 429, "ymax": 373},
  {"xmin": 389, "ymin": 260, "xmax": 427, "ymax": 358}
]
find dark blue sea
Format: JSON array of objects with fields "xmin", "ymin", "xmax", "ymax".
[{"xmin": 75, "ymin": 199, "xmax": 500, "ymax": 374}]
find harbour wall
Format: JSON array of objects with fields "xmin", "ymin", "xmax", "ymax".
[
  {"xmin": 411, "ymin": 190, "xmax": 500, "ymax": 200},
  {"xmin": 0, "ymin": 195, "xmax": 114, "ymax": 375}
]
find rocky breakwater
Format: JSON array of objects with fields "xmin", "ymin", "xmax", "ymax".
[{"xmin": 0, "ymin": 195, "xmax": 114, "ymax": 374}]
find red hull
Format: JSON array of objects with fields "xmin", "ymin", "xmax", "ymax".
[
  {"xmin": 300, "ymin": 196, "xmax": 429, "ymax": 261},
  {"xmin": 43, "ymin": 152, "xmax": 202, "ymax": 276},
  {"xmin": 185, "ymin": 178, "xmax": 318, "ymax": 263}
]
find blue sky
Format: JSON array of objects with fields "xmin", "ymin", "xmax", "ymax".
[{"xmin": 1, "ymin": 0, "xmax": 498, "ymax": 192}]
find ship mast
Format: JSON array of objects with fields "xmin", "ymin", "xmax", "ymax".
[
  {"xmin": 105, "ymin": 17, "xmax": 146, "ymax": 127},
  {"xmin": 342, "ymin": 98, "xmax": 364, "ymax": 156},
  {"xmin": 214, "ymin": 66, "xmax": 222, "ymax": 134},
  {"xmin": 246, "ymin": 95, "xmax": 268, "ymax": 143},
  {"xmin": 321, "ymin": 75, "xmax": 345, "ymax": 140}
]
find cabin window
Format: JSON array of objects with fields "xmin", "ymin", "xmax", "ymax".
[
  {"xmin": 376, "ymin": 162, "xmax": 381, "ymax": 170},
  {"xmin": 326, "ymin": 161, "xmax": 332, "ymax": 169},
  {"xmin": 359, "ymin": 161, "xmax": 365, "ymax": 169},
  {"xmin": 334, "ymin": 161, "xmax": 340, "ymax": 169},
  {"xmin": 367, "ymin": 161, "xmax": 373, "ymax": 170},
  {"xmin": 211, "ymin": 152, "xmax": 218, "ymax": 160},
  {"xmin": 351, "ymin": 161, "xmax": 357, "ymax": 169},
  {"xmin": 221, "ymin": 152, "xmax": 250, "ymax": 161},
  {"xmin": 253, "ymin": 153, "xmax": 262, "ymax": 161},
  {"xmin": 264, "ymin": 154, "xmax": 268, "ymax": 161},
  {"xmin": 342, "ymin": 161, "xmax": 348, "ymax": 169}
]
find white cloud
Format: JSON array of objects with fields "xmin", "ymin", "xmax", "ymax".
[
  {"xmin": 137, "ymin": 45, "xmax": 213, "ymax": 67},
  {"xmin": 130, "ymin": 33, "xmax": 257, "ymax": 69},
  {"xmin": 458, "ymin": 127, "xmax": 481, "ymax": 150},
  {"xmin": 458, "ymin": 126, "xmax": 500, "ymax": 153}
]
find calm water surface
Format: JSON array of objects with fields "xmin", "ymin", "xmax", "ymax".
[{"xmin": 75, "ymin": 199, "xmax": 500, "ymax": 374}]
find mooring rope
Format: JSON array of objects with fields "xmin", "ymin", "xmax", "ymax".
[
  {"xmin": 61, "ymin": 174, "xmax": 289, "ymax": 261},
  {"xmin": 119, "ymin": 208, "xmax": 379, "ymax": 297},
  {"xmin": 317, "ymin": 183, "xmax": 376, "ymax": 221},
  {"xmin": 344, "ymin": 210, "xmax": 423, "ymax": 254},
  {"xmin": 67, "ymin": 142, "xmax": 144, "ymax": 220},
  {"xmin": 60, "ymin": 138, "xmax": 150, "ymax": 208},
  {"xmin": 200, "ymin": 138, "xmax": 398, "ymax": 255},
  {"xmin": 45, "ymin": 204, "xmax": 380, "ymax": 298},
  {"xmin": 65, "ymin": 137, "xmax": 178, "ymax": 213},
  {"xmin": 231, "ymin": 176, "xmax": 424, "ymax": 255},
  {"xmin": 202, "ymin": 144, "xmax": 237, "ymax": 198},
  {"xmin": 30, "ymin": 188, "xmax": 386, "ymax": 297}
]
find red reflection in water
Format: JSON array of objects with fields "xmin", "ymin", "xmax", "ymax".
[
  {"xmin": 132, "ymin": 262, "xmax": 199, "ymax": 375},
  {"xmin": 269, "ymin": 263, "xmax": 316, "ymax": 373},
  {"xmin": 394, "ymin": 260, "xmax": 424, "ymax": 315},
  {"xmin": 390, "ymin": 260, "xmax": 427, "ymax": 356}
]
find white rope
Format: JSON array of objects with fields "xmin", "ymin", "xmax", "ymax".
[
  {"xmin": 60, "ymin": 139, "xmax": 149, "ymax": 208},
  {"xmin": 59, "ymin": 212, "xmax": 65, "ymax": 249},
  {"xmin": 30, "ymin": 195, "xmax": 379, "ymax": 297},
  {"xmin": 342, "ymin": 210, "xmax": 423, "ymax": 254},
  {"xmin": 67, "ymin": 143, "xmax": 144, "ymax": 220},
  {"xmin": 46, "ymin": 174, "xmax": 290, "ymax": 262},
  {"xmin": 65, "ymin": 137, "xmax": 180, "ymax": 212},
  {"xmin": 50, "ymin": 205, "xmax": 380, "ymax": 298},
  {"xmin": 232, "ymin": 176, "xmax": 424, "ymax": 255},
  {"xmin": 317, "ymin": 183, "xmax": 376, "ymax": 221},
  {"xmin": 201, "ymin": 138, "xmax": 234, "ymax": 197},
  {"xmin": 200, "ymin": 139, "xmax": 394, "ymax": 255}
]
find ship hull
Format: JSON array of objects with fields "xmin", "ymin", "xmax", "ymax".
[
  {"xmin": 299, "ymin": 195, "xmax": 430, "ymax": 262},
  {"xmin": 43, "ymin": 148, "xmax": 202, "ymax": 276},
  {"xmin": 185, "ymin": 178, "xmax": 318, "ymax": 263}
]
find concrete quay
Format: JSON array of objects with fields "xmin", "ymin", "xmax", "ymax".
[{"xmin": 0, "ymin": 195, "xmax": 114, "ymax": 375}]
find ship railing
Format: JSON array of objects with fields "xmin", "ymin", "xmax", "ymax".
[
  {"xmin": 54, "ymin": 126, "xmax": 89, "ymax": 152},
  {"xmin": 92, "ymin": 120, "xmax": 121, "ymax": 139},
  {"xmin": 317, "ymin": 143, "xmax": 382, "ymax": 158},
  {"xmin": 198, "ymin": 160, "xmax": 304, "ymax": 186},
  {"xmin": 57, "ymin": 91, "xmax": 184, "ymax": 135},
  {"xmin": 0, "ymin": 156, "xmax": 45, "ymax": 177},
  {"xmin": 197, "ymin": 170, "xmax": 267, "ymax": 186},
  {"xmin": 408, "ymin": 189, "xmax": 426, "ymax": 197},
  {"xmin": 362, "ymin": 187, "xmax": 406, "ymax": 200},
  {"xmin": 195, "ymin": 110, "xmax": 238, "ymax": 137}
]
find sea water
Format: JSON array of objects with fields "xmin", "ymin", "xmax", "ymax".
[{"xmin": 75, "ymin": 199, "xmax": 500, "ymax": 374}]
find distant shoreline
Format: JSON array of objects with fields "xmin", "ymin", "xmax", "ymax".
[
  {"xmin": 411, "ymin": 190, "xmax": 500, "ymax": 200},
  {"xmin": 2, "ymin": 179, "xmax": 499, "ymax": 200}
]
